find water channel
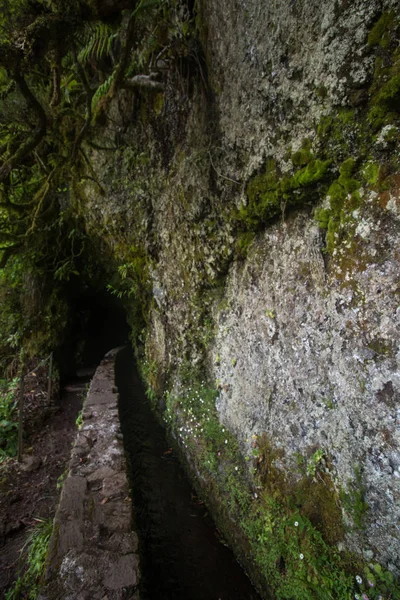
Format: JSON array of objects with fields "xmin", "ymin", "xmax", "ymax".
[{"xmin": 116, "ymin": 346, "xmax": 262, "ymax": 600}]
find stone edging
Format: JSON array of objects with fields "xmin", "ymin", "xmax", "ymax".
[{"xmin": 39, "ymin": 348, "xmax": 140, "ymax": 600}]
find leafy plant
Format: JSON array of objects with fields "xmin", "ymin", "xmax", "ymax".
[
  {"xmin": 0, "ymin": 377, "xmax": 19, "ymax": 460},
  {"xmin": 91, "ymin": 72, "xmax": 115, "ymax": 111},
  {"xmin": 355, "ymin": 562, "xmax": 400, "ymax": 599},
  {"xmin": 106, "ymin": 280, "xmax": 135, "ymax": 299},
  {"xmin": 0, "ymin": 0, "xmax": 172, "ymax": 290},
  {"xmin": 5, "ymin": 517, "xmax": 53, "ymax": 600},
  {"xmin": 75, "ymin": 409, "xmax": 83, "ymax": 429},
  {"xmin": 78, "ymin": 22, "xmax": 117, "ymax": 64},
  {"xmin": 306, "ymin": 448, "xmax": 325, "ymax": 477},
  {"xmin": 56, "ymin": 470, "xmax": 68, "ymax": 490}
]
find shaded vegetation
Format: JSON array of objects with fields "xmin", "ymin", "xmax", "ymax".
[
  {"xmin": 0, "ymin": 0, "xmax": 202, "ymax": 369},
  {"xmin": 5, "ymin": 517, "xmax": 53, "ymax": 600},
  {"xmin": 0, "ymin": 377, "xmax": 18, "ymax": 459},
  {"xmin": 0, "ymin": 0, "xmax": 168, "ymax": 269}
]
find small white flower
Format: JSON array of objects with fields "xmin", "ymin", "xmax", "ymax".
[
  {"xmin": 235, "ymin": 466, "xmax": 238, "ymax": 471},
  {"xmin": 299, "ymin": 553, "xmax": 304, "ymax": 560},
  {"xmin": 356, "ymin": 575, "xmax": 363, "ymax": 585},
  {"xmin": 294, "ymin": 521, "xmax": 299, "ymax": 527},
  {"xmin": 225, "ymin": 439, "xmax": 228, "ymax": 444}
]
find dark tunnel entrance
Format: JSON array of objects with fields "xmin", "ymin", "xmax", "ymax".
[{"xmin": 58, "ymin": 288, "xmax": 131, "ymax": 381}]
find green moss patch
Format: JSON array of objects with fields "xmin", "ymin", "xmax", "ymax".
[
  {"xmin": 368, "ymin": 13, "xmax": 400, "ymax": 131},
  {"xmin": 236, "ymin": 231, "xmax": 256, "ymax": 258},
  {"xmin": 368, "ymin": 12, "xmax": 396, "ymax": 49},
  {"xmin": 314, "ymin": 157, "xmax": 364, "ymax": 254},
  {"xmin": 160, "ymin": 377, "xmax": 359, "ymax": 599},
  {"xmin": 292, "ymin": 148, "xmax": 313, "ymax": 167},
  {"xmin": 239, "ymin": 156, "xmax": 331, "ymax": 230}
]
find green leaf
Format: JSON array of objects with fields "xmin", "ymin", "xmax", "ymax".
[
  {"xmin": 77, "ymin": 22, "xmax": 116, "ymax": 64},
  {"xmin": 91, "ymin": 72, "xmax": 115, "ymax": 111}
]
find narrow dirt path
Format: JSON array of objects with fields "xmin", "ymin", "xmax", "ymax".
[{"xmin": 0, "ymin": 375, "xmax": 90, "ymax": 597}]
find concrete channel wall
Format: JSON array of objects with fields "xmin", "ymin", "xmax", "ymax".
[{"xmin": 39, "ymin": 348, "xmax": 140, "ymax": 600}]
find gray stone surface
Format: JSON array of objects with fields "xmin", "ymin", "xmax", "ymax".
[
  {"xmin": 77, "ymin": 0, "xmax": 400, "ymax": 577},
  {"xmin": 212, "ymin": 210, "xmax": 400, "ymax": 569},
  {"xmin": 40, "ymin": 349, "xmax": 140, "ymax": 599}
]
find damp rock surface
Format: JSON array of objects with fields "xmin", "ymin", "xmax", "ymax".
[
  {"xmin": 39, "ymin": 348, "xmax": 140, "ymax": 600},
  {"xmin": 77, "ymin": 0, "xmax": 400, "ymax": 585}
]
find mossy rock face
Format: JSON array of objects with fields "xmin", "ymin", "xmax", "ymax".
[
  {"xmin": 289, "ymin": 159, "xmax": 331, "ymax": 189},
  {"xmin": 367, "ymin": 14, "xmax": 400, "ymax": 130},
  {"xmin": 41, "ymin": 0, "xmax": 400, "ymax": 595},
  {"xmin": 153, "ymin": 92, "xmax": 164, "ymax": 117},
  {"xmin": 247, "ymin": 159, "xmax": 280, "ymax": 200},
  {"xmin": 369, "ymin": 72, "xmax": 400, "ymax": 130},
  {"xmin": 362, "ymin": 162, "xmax": 380, "ymax": 186},
  {"xmin": 292, "ymin": 148, "xmax": 313, "ymax": 167},
  {"xmin": 294, "ymin": 473, "xmax": 344, "ymax": 546},
  {"xmin": 368, "ymin": 11, "xmax": 396, "ymax": 48},
  {"xmin": 311, "ymin": 17, "xmax": 400, "ymax": 256},
  {"xmin": 240, "ymin": 156, "xmax": 331, "ymax": 230},
  {"xmin": 159, "ymin": 379, "xmax": 354, "ymax": 599},
  {"xmin": 236, "ymin": 231, "xmax": 256, "ymax": 258}
]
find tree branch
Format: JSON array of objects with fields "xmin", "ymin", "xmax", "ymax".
[
  {"xmin": 0, "ymin": 231, "xmax": 22, "ymax": 244},
  {"xmin": 0, "ymin": 73, "xmax": 47, "ymax": 183},
  {"xmin": 108, "ymin": 6, "xmax": 139, "ymax": 98},
  {"xmin": 71, "ymin": 45, "xmax": 94, "ymax": 159},
  {"xmin": 50, "ymin": 62, "xmax": 62, "ymax": 108}
]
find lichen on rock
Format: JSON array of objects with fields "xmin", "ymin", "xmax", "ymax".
[{"xmin": 74, "ymin": 0, "xmax": 400, "ymax": 597}]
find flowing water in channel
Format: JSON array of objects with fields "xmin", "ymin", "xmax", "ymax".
[{"xmin": 116, "ymin": 347, "xmax": 262, "ymax": 600}]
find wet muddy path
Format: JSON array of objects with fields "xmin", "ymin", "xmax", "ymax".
[
  {"xmin": 0, "ymin": 371, "xmax": 90, "ymax": 596},
  {"xmin": 116, "ymin": 347, "xmax": 261, "ymax": 600}
]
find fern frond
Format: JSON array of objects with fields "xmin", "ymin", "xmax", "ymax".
[
  {"xmin": 77, "ymin": 23, "xmax": 116, "ymax": 64},
  {"xmin": 61, "ymin": 51, "xmax": 74, "ymax": 69},
  {"xmin": 91, "ymin": 72, "xmax": 115, "ymax": 110}
]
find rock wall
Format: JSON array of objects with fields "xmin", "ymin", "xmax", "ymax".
[
  {"xmin": 76, "ymin": 0, "xmax": 400, "ymax": 596},
  {"xmin": 39, "ymin": 349, "xmax": 140, "ymax": 600},
  {"xmin": 214, "ymin": 209, "xmax": 400, "ymax": 568}
]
